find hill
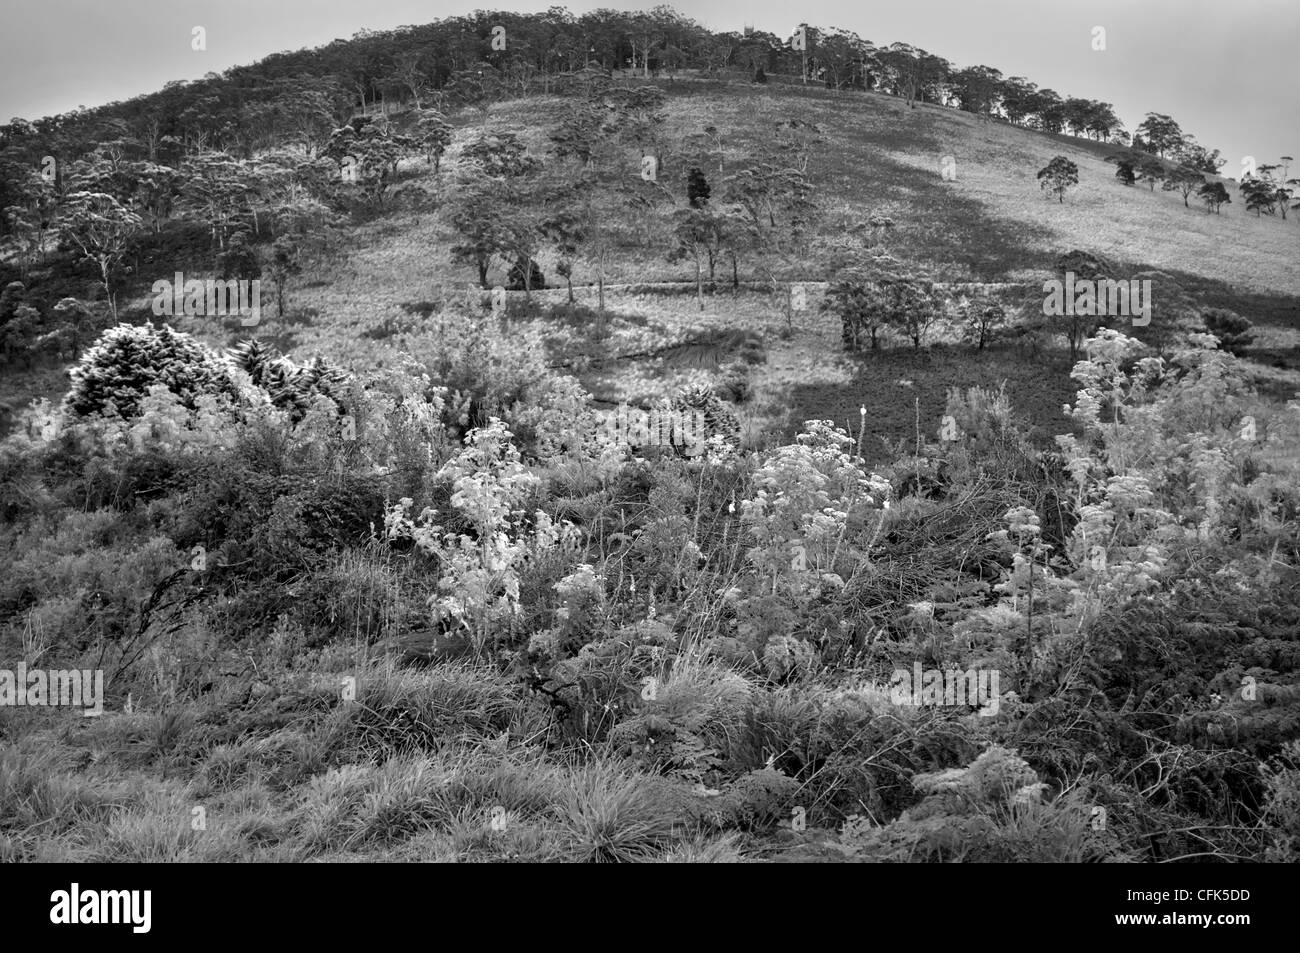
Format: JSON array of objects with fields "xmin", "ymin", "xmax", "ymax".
[{"xmin": 2, "ymin": 10, "xmax": 1300, "ymax": 868}]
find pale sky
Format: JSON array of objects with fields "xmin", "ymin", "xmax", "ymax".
[{"xmin": 1, "ymin": 0, "xmax": 1296, "ymax": 175}]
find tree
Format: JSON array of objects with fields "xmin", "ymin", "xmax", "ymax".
[
  {"xmin": 1134, "ymin": 113, "xmax": 1184, "ymax": 157},
  {"xmin": 445, "ymin": 63, "xmax": 507, "ymax": 116},
  {"xmin": 550, "ymin": 88, "xmax": 620, "ymax": 171},
  {"xmin": 449, "ymin": 176, "xmax": 518, "ymax": 287},
  {"xmin": 687, "ymin": 167, "xmax": 711, "ymax": 208},
  {"xmin": 1136, "ymin": 157, "xmax": 1165, "ymax": 191},
  {"xmin": 131, "ymin": 162, "xmax": 180, "ymax": 233},
  {"xmin": 413, "ymin": 110, "xmax": 453, "ymax": 172},
  {"xmin": 999, "ymin": 77, "xmax": 1040, "ymax": 126},
  {"xmin": 1106, "ymin": 154, "xmax": 1137, "ymax": 186},
  {"xmin": 826, "ymin": 274, "xmax": 879, "ymax": 351},
  {"xmin": 1240, "ymin": 172, "xmax": 1276, "ymax": 217},
  {"xmin": 715, "ymin": 203, "xmax": 756, "ymax": 291},
  {"xmin": 1, "ymin": 303, "xmax": 42, "ymax": 367},
  {"xmin": 724, "ymin": 159, "xmax": 813, "ymax": 249},
  {"xmin": 2, "ymin": 171, "xmax": 58, "ymax": 279},
  {"xmin": 883, "ymin": 281, "xmax": 938, "ymax": 349},
  {"xmin": 217, "ymin": 231, "xmax": 261, "ymax": 281},
  {"xmin": 1172, "ymin": 138, "xmax": 1226, "ymax": 175},
  {"xmin": 506, "ymin": 256, "xmax": 544, "ymax": 294},
  {"xmin": 47, "ymin": 297, "xmax": 111, "ymax": 361},
  {"xmin": 951, "ymin": 65, "xmax": 1004, "ymax": 117},
  {"xmin": 772, "ymin": 119, "xmax": 826, "ymax": 176},
  {"xmin": 660, "ymin": 44, "xmax": 688, "ymax": 83},
  {"xmin": 1084, "ymin": 101, "xmax": 1124, "ymax": 142},
  {"xmin": 880, "ymin": 44, "xmax": 949, "ymax": 106},
  {"xmin": 177, "ymin": 151, "xmax": 255, "ymax": 249},
  {"xmin": 462, "ymin": 131, "xmax": 539, "ymax": 178},
  {"xmin": 611, "ymin": 86, "xmax": 668, "ymax": 170},
  {"xmin": 628, "ymin": 10, "xmax": 664, "ymax": 78},
  {"xmin": 1053, "ymin": 249, "xmax": 1113, "ymax": 361},
  {"xmin": 576, "ymin": 180, "xmax": 616, "ymax": 319},
  {"xmin": 1037, "ymin": 156, "xmax": 1079, "ymax": 204},
  {"xmin": 669, "ymin": 207, "xmax": 724, "ymax": 310},
  {"xmin": 323, "ymin": 123, "xmax": 419, "ymax": 210},
  {"xmin": 268, "ymin": 191, "xmax": 341, "ymax": 269},
  {"xmin": 1031, "ymin": 89, "xmax": 1067, "ymax": 133},
  {"xmin": 57, "ymin": 192, "xmax": 142, "ymax": 320},
  {"xmin": 963, "ymin": 298, "xmax": 1008, "ymax": 350},
  {"xmin": 265, "ymin": 235, "xmax": 301, "ymax": 316},
  {"xmin": 823, "ymin": 262, "xmax": 904, "ymax": 351},
  {"xmin": 1240, "ymin": 164, "xmax": 1291, "ymax": 219},
  {"xmin": 1162, "ymin": 166, "xmax": 1205, "ymax": 207},
  {"xmin": 391, "ymin": 50, "xmax": 434, "ymax": 109},
  {"xmin": 1197, "ymin": 181, "xmax": 1231, "ymax": 214},
  {"xmin": 737, "ymin": 30, "xmax": 774, "ymax": 81},
  {"xmin": 540, "ymin": 209, "xmax": 585, "ymax": 303},
  {"xmin": 816, "ymin": 29, "xmax": 869, "ymax": 92}
]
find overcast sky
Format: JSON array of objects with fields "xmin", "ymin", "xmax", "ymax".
[{"xmin": 1, "ymin": 0, "xmax": 1295, "ymax": 175}]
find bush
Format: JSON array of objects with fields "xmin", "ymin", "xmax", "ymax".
[
  {"xmin": 670, "ymin": 384, "xmax": 740, "ymax": 449},
  {"xmin": 64, "ymin": 323, "xmax": 240, "ymax": 419},
  {"xmin": 1202, "ymin": 308, "xmax": 1253, "ymax": 356},
  {"xmin": 506, "ymin": 257, "xmax": 545, "ymax": 292},
  {"xmin": 229, "ymin": 339, "xmax": 347, "ymax": 422}
]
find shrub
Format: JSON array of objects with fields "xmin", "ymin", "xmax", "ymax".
[
  {"xmin": 836, "ymin": 746, "xmax": 1130, "ymax": 862},
  {"xmin": 670, "ymin": 383, "xmax": 740, "ymax": 449},
  {"xmin": 64, "ymin": 323, "xmax": 240, "ymax": 419},
  {"xmin": 687, "ymin": 167, "xmax": 711, "ymax": 208},
  {"xmin": 229, "ymin": 339, "xmax": 347, "ymax": 422},
  {"xmin": 1202, "ymin": 308, "xmax": 1253, "ymax": 356},
  {"xmin": 506, "ymin": 257, "xmax": 545, "ymax": 292}
]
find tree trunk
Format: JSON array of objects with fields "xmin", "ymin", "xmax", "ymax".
[{"xmin": 102, "ymin": 264, "xmax": 117, "ymax": 321}]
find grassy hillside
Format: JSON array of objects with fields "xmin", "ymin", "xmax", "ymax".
[
  {"xmin": 3, "ymin": 71, "xmax": 1300, "ymax": 866},
  {"xmin": 132, "ymin": 79, "xmax": 1296, "ymax": 454}
]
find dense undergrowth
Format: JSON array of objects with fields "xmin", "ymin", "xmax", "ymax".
[{"xmin": 1, "ymin": 313, "xmax": 1299, "ymax": 863}]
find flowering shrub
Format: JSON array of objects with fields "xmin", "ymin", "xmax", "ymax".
[
  {"xmin": 739, "ymin": 419, "xmax": 890, "ymax": 594},
  {"xmin": 384, "ymin": 418, "xmax": 580, "ymax": 652}
]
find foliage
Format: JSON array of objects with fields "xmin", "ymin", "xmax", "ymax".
[
  {"xmin": 1037, "ymin": 156, "xmax": 1079, "ymax": 204},
  {"xmin": 1201, "ymin": 308, "xmax": 1253, "ymax": 356},
  {"xmin": 63, "ymin": 322, "xmax": 241, "ymax": 419}
]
